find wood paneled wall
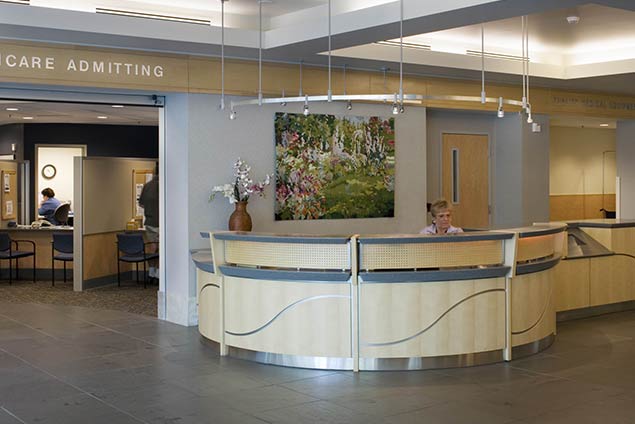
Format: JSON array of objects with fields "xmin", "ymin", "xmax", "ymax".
[
  {"xmin": 550, "ymin": 194, "xmax": 616, "ymax": 221},
  {"xmin": 2, "ymin": 41, "xmax": 635, "ymax": 119}
]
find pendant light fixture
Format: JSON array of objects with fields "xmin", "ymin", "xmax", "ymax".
[
  {"xmin": 397, "ymin": 0, "xmax": 404, "ymax": 113},
  {"xmin": 480, "ymin": 24, "xmax": 486, "ymax": 104},
  {"xmin": 228, "ymin": 0, "xmax": 527, "ymax": 120},
  {"xmin": 526, "ymin": 16, "xmax": 533, "ymax": 123},
  {"xmin": 298, "ymin": 60, "xmax": 303, "ymax": 97},
  {"xmin": 219, "ymin": 0, "xmax": 227, "ymax": 111},
  {"xmin": 522, "ymin": 15, "xmax": 533, "ymax": 123},
  {"xmin": 343, "ymin": 64, "xmax": 352, "ymax": 110},
  {"xmin": 303, "ymin": 95, "xmax": 310, "ymax": 116},
  {"xmin": 257, "ymin": 0, "xmax": 266, "ymax": 106},
  {"xmin": 230, "ymin": 0, "xmax": 416, "ymax": 115}
]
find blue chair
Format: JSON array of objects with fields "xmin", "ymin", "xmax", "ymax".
[
  {"xmin": 0, "ymin": 232, "xmax": 35, "ymax": 285},
  {"xmin": 116, "ymin": 233, "xmax": 158, "ymax": 288},
  {"xmin": 51, "ymin": 233, "xmax": 73, "ymax": 287}
]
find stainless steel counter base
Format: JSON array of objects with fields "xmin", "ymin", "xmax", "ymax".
[
  {"xmin": 200, "ymin": 336, "xmax": 556, "ymax": 370},
  {"xmin": 199, "ymin": 338, "xmax": 353, "ymax": 370},
  {"xmin": 557, "ymin": 301, "xmax": 635, "ymax": 322},
  {"xmin": 511, "ymin": 334, "xmax": 555, "ymax": 359},
  {"xmin": 359, "ymin": 349, "xmax": 504, "ymax": 371}
]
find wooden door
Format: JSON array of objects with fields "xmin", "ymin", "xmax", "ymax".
[{"xmin": 442, "ymin": 133, "xmax": 489, "ymax": 229}]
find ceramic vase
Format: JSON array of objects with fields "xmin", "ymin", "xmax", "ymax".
[{"xmin": 228, "ymin": 201, "xmax": 252, "ymax": 231}]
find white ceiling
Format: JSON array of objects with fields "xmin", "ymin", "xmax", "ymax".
[
  {"xmin": 0, "ymin": 100, "xmax": 158, "ymax": 125},
  {"xmin": 333, "ymin": 4, "xmax": 635, "ymax": 81},
  {"xmin": 0, "ymin": 0, "xmax": 634, "ymax": 94},
  {"xmin": 29, "ymin": 0, "xmax": 327, "ymax": 17}
]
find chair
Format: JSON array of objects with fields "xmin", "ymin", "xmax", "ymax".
[
  {"xmin": 116, "ymin": 233, "xmax": 158, "ymax": 288},
  {"xmin": 51, "ymin": 233, "xmax": 73, "ymax": 287},
  {"xmin": 54, "ymin": 203, "xmax": 71, "ymax": 226},
  {"xmin": 0, "ymin": 232, "xmax": 35, "ymax": 285}
]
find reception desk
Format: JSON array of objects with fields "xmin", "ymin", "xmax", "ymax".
[
  {"xmin": 196, "ymin": 224, "xmax": 567, "ymax": 371},
  {"xmin": 555, "ymin": 219, "xmax": 635, "ymax": 319}
]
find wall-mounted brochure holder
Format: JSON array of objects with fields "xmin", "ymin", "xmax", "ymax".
[{"xmin": 1, "ymin": 169, "xmax": 16, "ymax": 220}]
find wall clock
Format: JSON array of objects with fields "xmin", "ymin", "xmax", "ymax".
[{"xmin": 42, "ymin": 164, "xmax": 56, "ymax": 179}]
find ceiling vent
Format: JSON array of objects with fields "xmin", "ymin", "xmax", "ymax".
[
  {"xmin": 375, "ymin": 40, "xmax": 431, "ymax": 51},
  {"xmin": 96, "ymin": 8, "xmax": 211, "ymax": 26},
  {"xmin": 466, "ymin": 50, "xmax": 526, "ymax": 62}
]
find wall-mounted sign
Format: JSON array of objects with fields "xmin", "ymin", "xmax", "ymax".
[
  {"xmin": 0, "ymin": 42, "xmax": 189, "ymax": 91},
  {"xmin": 550, "ymin": 93, "xmax": 635, "ymax": 113}
]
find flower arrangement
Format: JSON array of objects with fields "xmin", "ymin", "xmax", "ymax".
[{"xmin": 210, "ymin": 158, "xmax": 271, "ymax": 204}]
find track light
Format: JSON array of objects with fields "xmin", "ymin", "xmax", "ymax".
[
  {"xmin": 281, "ymin": 100, "xmax": 287, "ymax": 107},
  {"xmin": 392, "ymin": 103, "xmax": 399, "ymax": 115},
  {"xmin": 346, "ymin": 100, "xmax": 352, "ymax": 110},
  {"xmin": 497, "ymin": 97, "xmax": 504, "ymax": 118},
  {"xmin": 303, "ymin": 95, "xmax": 310, "ymax": 116},
  {"xmin": 527, "ymin": 112, "xmax": 533, "ymax": 124},
  {"xmin": 229, "ymin": 109, "xmax": 237, "ymax": 120},
  {"xmin": 399, "ymin": 104, "xmax": 405, "ymax": 114}
]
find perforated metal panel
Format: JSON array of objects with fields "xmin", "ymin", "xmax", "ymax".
[
  {"xmin": 225, "ymin": 240, "xmax": 350, "ymax": 270},
  {"xmin": 360, "ymin": 240, "xmax": 503, "ymax": 270}
]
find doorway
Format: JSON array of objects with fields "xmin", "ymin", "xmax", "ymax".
[
  {"xmin": 0, "ymin": 89, "xmax": 164, "ymax": 318},
  {"xmin": 35, "ymin": 144, "xmax": 86, "ymax": 221},
  {"xmin": 441, "ymin": 133, "xmax": 490, "ymax": 229}
]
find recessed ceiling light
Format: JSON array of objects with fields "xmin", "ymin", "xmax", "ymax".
[
  {"xmin": 600, "ymin": 123, "xmax": 609, "ymax": 127},
  {"xmin": 111, "ymin": 105, "xmax": 125, "ymax": 108},
  {"xmin": 97, "ymin": 116, "xmax": 108, "ymax": 119},
  {"xmin": 22, "ymin": 116, "xmax": 33, "ymax": 120},
  {"xmin": 5, "ymin": 107, "xmax": 19, "ymax": 111},
  {"xmin": 566, "ymin": 15, "xmax": 580, "ymax": 24}
]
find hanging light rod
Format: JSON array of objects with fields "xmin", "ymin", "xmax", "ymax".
[
  {"xmin": 231, "ymin": 94, "xmax": 524, "ymax": 108},
  {"xmin": 227, "ymin": 0, "xmax": 524, "ymax": 119}
]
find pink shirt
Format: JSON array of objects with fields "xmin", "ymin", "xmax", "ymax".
[{"xmin": 420, "ymin": 224, "xmax": 463, "ymax": 235}]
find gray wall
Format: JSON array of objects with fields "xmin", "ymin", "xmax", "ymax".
[
  {"xmin": 427, "ymin": 109, "xmax": 550, "ymax": 228},
  {"xmin": 188, "ymin": 94, "xmax": 428, "ymax": 250},
  {"xmin": 81, "ymin": 158, "xmax": 156, "ymax": 235},
  {"xmin": 426, "ymin": 109, "xmax": 496, "ymax": 203},
  {"xmin": 521, "ymin": 114, "xmax": 550, "ymax": 225},
  {"xmin": 164, "ymin": 93, "xmax": 196, "ymax": 325},
  {"xmin": 493, "ymin": 114, "xmax": 523, "ymax": 227},
  {"xmin": 616, "ymin": 120, "xmax": 635, "ymax": 218}
]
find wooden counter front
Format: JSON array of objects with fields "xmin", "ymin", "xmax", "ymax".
[{"xmin": 0, "ymin": 228, "xmax": 73, "ymax": 277}]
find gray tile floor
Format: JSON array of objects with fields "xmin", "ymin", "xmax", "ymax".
[{"xmin": 1, "ymin": 302, "xmax": 634, "ymax": 424}]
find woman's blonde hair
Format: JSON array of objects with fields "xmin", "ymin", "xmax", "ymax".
[{"xmin": 430, "ymin": 198, "xmax": 451, "ymax": 218}]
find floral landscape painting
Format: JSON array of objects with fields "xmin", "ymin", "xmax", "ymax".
[{"xmin": 274, "ymin": 112, "xmax": 395, "ymax": 220}]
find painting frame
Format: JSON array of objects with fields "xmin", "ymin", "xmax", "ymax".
[{"xmin": 274, "ymin": 112, "xmax": 395, "ymax": 221}]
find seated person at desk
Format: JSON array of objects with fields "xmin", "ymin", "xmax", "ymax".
[
  {"xmin": 38, "ymin": 187, "xmax": 61, "ymax": 225},
  {"xmin": 420, "ymin": 199, "xmax": 463, "ymax": 235}
]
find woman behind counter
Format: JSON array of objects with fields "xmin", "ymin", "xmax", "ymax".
[
  {"xmin": 38, "ymin": 187, "xmax": 62, "ymax": 225},
  {"xmin": 421, "ymin": 199, "xmax": 463, "ymax": 235}
]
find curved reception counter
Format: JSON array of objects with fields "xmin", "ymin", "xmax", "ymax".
[
  {"xmin": 555, "ymin": 219, "xmax": 635, "ymax": 318},
  {"xmin": 195, "ymin": 224, "xmax": 567, "ymax": 371}
]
